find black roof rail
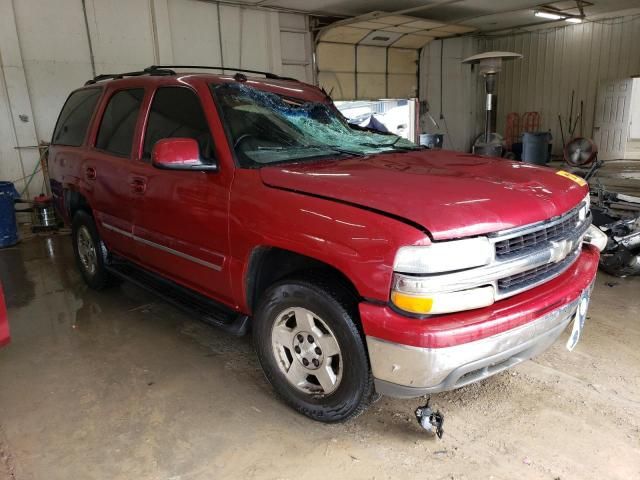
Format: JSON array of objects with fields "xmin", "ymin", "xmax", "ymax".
[
  {"xmin": 85, "ymin": 66, "xmax": 176, "ymax": 85},
  {"xmin": 84, "ymin": 65, "xmax": 300, "ymax": 86},
  {"xmin": 148, "ymin": 65, "xmax": 299, "ymax": 81}
]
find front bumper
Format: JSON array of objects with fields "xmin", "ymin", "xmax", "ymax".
[{"xmin": 360, "ymin": 246, "xmax": 599, "ymax": 398}]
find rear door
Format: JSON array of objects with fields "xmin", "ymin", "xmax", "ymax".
[
  {"xmin": 48, "ymin": 87, "xmax": 103, "ymax": 222},
  {"xmin": 128, "ymin": 85, "xmax": 234, "ymax": 303},
  {"xmin": 86, "ymin": 88, "xmax": 145, "ymax": 257}
]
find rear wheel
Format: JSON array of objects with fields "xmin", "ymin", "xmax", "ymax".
[
  {"xmin": 71, "ymin": 211, "xmax": 115, "ymax": 289},
  {"xmin": 253, "ymin": 276, "xmax": 373, "ymax": 422}
]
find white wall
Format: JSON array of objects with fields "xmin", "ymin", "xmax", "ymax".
[
  {"xmin": 0, "ymin": 0, "xmax": 311, "ymax": 198},
  {"xmin": 419, "ymin": 37, "xmax": 482, "ymax": 152},
  {"xmin": 630, "ymin": 78, "xmax": 640, "ymax": 140},
  {"xmin": 626, "ymin": 77, "xmax": 640, "ymax": 159},
  {"xmin": 480, "ymin": 15, "xmax": 640, "ymax": 155},
  {"xmin": 279, "ymin": 13, "xmax": 313, "ymax": 82}
]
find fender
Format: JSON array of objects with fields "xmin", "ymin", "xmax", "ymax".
[{"xmin": 228, "ymin": 170, "xmax": 429, "ymax": 311}]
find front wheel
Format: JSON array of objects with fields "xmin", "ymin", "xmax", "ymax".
[{"xmin": 253, "ymin": 276, "xmax": 373, "ymax": 422}]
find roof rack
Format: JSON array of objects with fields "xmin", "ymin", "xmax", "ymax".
[
  {"xmin": 84, "ymin": 65, "xmax": 299, "ymax": 86},
  {"xmin": 85, "ymin": 66, "xmax": 175, "ymax": 85},
  {"xmin": 149, "ymin": 65, "xmax": 299, "ymax": 81}
]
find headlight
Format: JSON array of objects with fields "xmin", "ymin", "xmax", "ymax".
[
  {"xmin": 583, "ymin": 224, "xmax": 608, "ymax": 252},
  {"xmin": 393, "ymin": 237, "xmax": 493, "ymax": 274},
  {"xmin": 391, "ymin": 237, "xmax": 495, "ymax": 315},
  {"xmin": 391, "ymin": 284, "xmax": 495, "ymax": 315}
]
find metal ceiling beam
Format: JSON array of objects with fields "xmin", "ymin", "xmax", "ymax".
[
  {"xmin": 450, "ymin": 2, "xmax": 550, "ymax": 24},
  {"xmin": 478, "ymin": 17, "xmax": 581, "ymax": 36},
  {"xmin": 316, "ymin": 0, "xmax": 467, "ymax": 30},
  {"xmin": 196, "ymin": 0, "xmax": 350, "ymax": 19}
]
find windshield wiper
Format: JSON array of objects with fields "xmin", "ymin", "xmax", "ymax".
[
  {"xmin": 388, "ymin": 144, "xmax": 427, "ymax": 151},
  {"xmin": 257, "ymin": 144, "xmax": 366, "ymax": 157},
  {"xmin": 383, "ymin": 136, "xmax": 427, "ymax": 151},
  {"xmin": 325, "ymin": 145, "xmax": 367, "ymax": 157}
]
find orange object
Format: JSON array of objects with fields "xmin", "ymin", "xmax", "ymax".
[
  {"xmin": 505, "ymin": 112, "xmax": 521, "ymax": 150},
  {"xmin": 522, "ymin": 112, "xmax": 541, "ymax": 132}
]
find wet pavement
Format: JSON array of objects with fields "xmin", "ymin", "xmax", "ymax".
[{"xmin": 0, "ymin": 234, "xmax": 639, "ymax": 480}]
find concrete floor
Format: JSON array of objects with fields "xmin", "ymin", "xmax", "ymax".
[{"xmin": 0, "ymin": 233, "xmax": 639, "ymax": 479}]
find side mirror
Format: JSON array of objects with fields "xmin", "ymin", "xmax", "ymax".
[{"xmin": 151, "ymin": 138, "xmax": 218, "ymax": 172}]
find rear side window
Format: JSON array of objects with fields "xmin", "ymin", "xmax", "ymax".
[
  {"xmin": 143, "ymin": 87, "xmax": 214, "ymax": 161},
  {"xmin": 96, "ymin": 89, "xmax": 144, "ymax": 156},
  {"xmin": 52, "ymin": 89, "xmax": 102, "ymax": 146}
]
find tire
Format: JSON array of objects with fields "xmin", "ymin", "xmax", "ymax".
[
  {"xmin": 253, "ymin": 274, "xmax": 374, "ymax": 422},
  {"xmin": 71, "ymin": 210, "xmax": 115, "ymax": 289}
]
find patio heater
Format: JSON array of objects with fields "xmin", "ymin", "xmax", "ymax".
[{"xmin": 462, "ymin": 51, "xmax": 522, "ymax": 156}]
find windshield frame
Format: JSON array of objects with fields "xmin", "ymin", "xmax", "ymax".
[{"xmin": 208, "ymin": 81, "xmax": 420, "ymax": 169}]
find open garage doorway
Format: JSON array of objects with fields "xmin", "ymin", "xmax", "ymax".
[{"xmin": 335, "ymin": 99, "xmax": 418, "ymax": 141}]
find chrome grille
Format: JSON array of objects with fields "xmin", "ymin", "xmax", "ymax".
[
  {"xmin": 497, "ymin": 246, "xmax": 580, "ymax": 294},
  {"xmin": 494, "ymin": 206, "xmax": 581, "ymax": 258}
]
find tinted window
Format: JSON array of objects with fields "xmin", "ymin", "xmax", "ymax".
[
  {"xmin": 52, "ymin": 89, "xmax": 102, "ymax": 146},
  {"xmin": 96, "ymin": 89, "xmax": 144, "ymax": 156},
  {"xmin": 143, "ymin": 87, "xmax": 214, "ymax": 161}
]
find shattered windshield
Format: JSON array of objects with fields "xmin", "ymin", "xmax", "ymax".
[{"xmin": 211, "ymin": 83, "xmax": 420, "ymax": 167}]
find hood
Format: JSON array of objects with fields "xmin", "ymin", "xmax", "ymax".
[{"xmin": 259, "ymin": 150, "xmax": 588, "ymax": 240}]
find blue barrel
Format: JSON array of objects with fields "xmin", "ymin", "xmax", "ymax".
[
  {"xmin": 522, "ymin": 132, "xmax": 552, "ymax": 165},
  {"xmin": 0, "ymin": 182, "xmax": 19, "ymax": 248}
]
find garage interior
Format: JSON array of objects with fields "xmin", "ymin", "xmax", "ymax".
[{"xmin": 0, "ymin": 0, "xmax": 639, "ymax": 479}]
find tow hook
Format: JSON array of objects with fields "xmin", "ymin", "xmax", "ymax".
[{"xmin": 415, "ymin": 397, "xmax": 444, "ymax": 438}]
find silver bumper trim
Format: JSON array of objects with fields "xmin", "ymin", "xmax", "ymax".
[{"xmin": 368, "ymin": 295, "xmax": 582, "ymax": 399}]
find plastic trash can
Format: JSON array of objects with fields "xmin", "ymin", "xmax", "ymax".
[
  {"xmin": 0, "ymin": 182, "xmax": 19, "ymax": 248},
  {"xmin": 522, "ymin": 132, "xmax": 552, "ymax": 165}
]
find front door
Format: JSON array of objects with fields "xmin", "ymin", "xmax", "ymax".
[
  {"xmin": 129, "ymin": 86, "xmax": 233, "ymax": 304},
  {"xmin": 593, "ymin": 78, "xmax": 633, "ymax": 160}
]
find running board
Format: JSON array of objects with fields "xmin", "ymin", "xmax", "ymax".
[{"xmin": 106, "ymin": 259, "xmax": 250, "ymax": 336}]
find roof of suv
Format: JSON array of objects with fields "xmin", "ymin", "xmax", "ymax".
[{"xmin": 82, "ymin": 65, "xmax": 329, "ymax": 103}]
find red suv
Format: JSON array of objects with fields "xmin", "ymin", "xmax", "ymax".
[{"xmin": 48, "ymin": 66, "xmax": 605, "ymax": 422}]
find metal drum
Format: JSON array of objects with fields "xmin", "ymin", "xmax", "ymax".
[{"xmin": 32, "ymin": 195, "xmax": 58, "ymax": 231}]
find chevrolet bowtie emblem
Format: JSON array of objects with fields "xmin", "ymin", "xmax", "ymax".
[{"xmin": 549, "ymin": 239, "xmax": 573, "ymax": 263}]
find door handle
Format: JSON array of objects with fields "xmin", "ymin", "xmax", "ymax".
[
  {"xmin": 130, "ymin": 177, "xmax": 147, "ymax": 194},
  {"xmin": 85, "ymin": 166, "xmax": 97, "ymax": 181}
]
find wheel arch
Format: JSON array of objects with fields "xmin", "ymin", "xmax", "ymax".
[
  {"xmin": 245, "ymin": 246, "xmax": 361, "ymax": 314},
  {"xmin": 64, "ymin": 188, "xmax": 93, "ymax": 219}
]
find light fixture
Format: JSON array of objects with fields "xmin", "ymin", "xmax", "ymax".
[
  {"xmin": 534, "ymin": 10, "xmax": 566, "ymax": 20},
  {"xmin": 565, "ymin": 17, "xmax": 583, "ymax": 23}
]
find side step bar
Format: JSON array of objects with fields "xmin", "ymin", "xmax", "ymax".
[{"xmin": 106, "ymin": 259, "xmax": 250, "ymax": 336}]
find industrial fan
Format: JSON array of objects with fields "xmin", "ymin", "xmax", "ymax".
[{"xmin": 564, "ymin": 137, "xmax": 597, "ymax": 166}]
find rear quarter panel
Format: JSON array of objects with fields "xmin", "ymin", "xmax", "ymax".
[{"xmin": 48, "ymin": 144, "xmax": 86, "ymax": 224}]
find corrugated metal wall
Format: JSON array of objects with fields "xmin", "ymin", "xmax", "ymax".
[
  {"xmin": 480, "ymin": 15, "xmax": 640, "ymax": 154},
  {"xmin": 419, "ymin": 37, "xmax": 482, "ymax": 152}
]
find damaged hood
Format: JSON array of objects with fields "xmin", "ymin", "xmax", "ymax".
[{"xmin": 259, "ymin": 150, "xmax": 588, "ymax": 240}]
